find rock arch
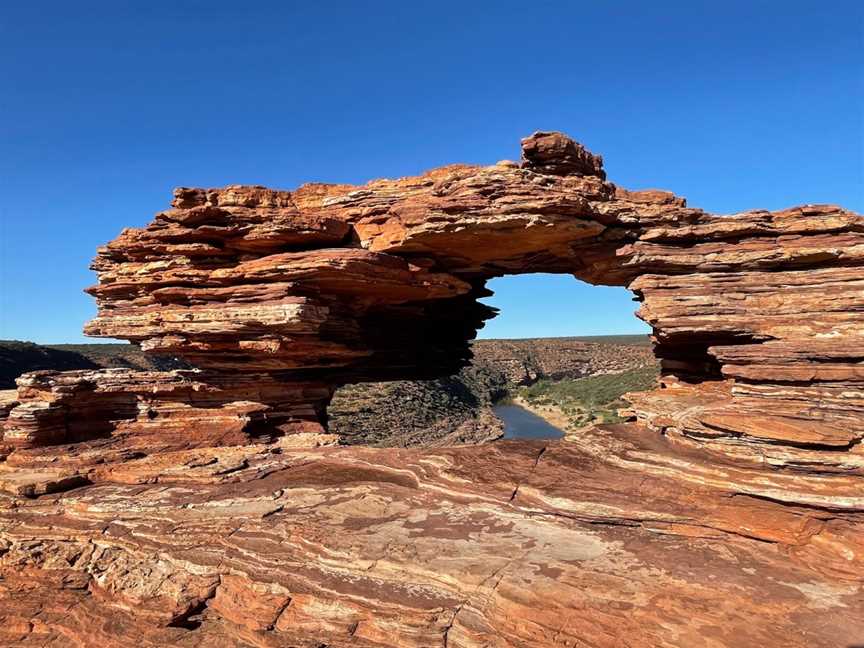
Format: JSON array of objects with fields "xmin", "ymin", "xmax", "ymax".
[
  {"xmin": 2, "ymin": 132, "xmax": 862, "ymax": 473},
  {"xmin": 74, "ymin": 132, "xmax": 863, "ymax": 467}
]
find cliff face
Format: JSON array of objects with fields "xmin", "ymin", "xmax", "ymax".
[
  {"xmin": 328, "ymin": 373, "xmax": 506, "ymax": 447},
  {"xmin": 0, "ymin": 132, "xmax": 862, "ymax": 646}
]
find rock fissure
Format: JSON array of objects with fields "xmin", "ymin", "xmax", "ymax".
[{"xmin": 508, "ymin": 445, "xmax": 547, "ymax": 502}]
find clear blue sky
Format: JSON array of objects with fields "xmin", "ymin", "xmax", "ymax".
[{"xmin": 1, "ymin": 1, "xmax": 861, "ymax": 343}]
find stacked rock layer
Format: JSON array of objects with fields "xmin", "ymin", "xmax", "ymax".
[
  {"xmin": 71, "ymin": 131, "xmax": 864, "ymax": 474},
  {"xmin": 0, "ymin": 132, "xmax": 861, "ymax": 646}
]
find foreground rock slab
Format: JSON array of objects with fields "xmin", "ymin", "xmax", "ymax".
[{"xmin": 1, "ymin": 425, "xmax": 861, "ymax": 647}]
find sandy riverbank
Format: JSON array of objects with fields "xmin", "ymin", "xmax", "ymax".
[
  {"xmin": 511, "ymin": 396, "xmax": 602, "ymax": 441},
  {"xmin": 511, "ymin": 396, "xmax": 571, "ymax": 430}
]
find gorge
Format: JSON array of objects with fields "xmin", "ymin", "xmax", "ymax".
[{"xmin": 0, "ymin": 132, "xmax": 861, "ymax": 647}]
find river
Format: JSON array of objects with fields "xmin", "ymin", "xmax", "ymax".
[{"xmin": 492, "ymin": 403, "xmax": 565, "ymax": 440}]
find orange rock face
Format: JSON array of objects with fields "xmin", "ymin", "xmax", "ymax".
[
  {"xmin": 0, "ymin": 430, "xmax": 861, "ymax": 647},
  {"xmin": 0, "ymin": 131, "xmax": 861, "ymax": 646},
  {"xmin": 76, "ymin": 131, "xmax": 863, "ymax": 465}
]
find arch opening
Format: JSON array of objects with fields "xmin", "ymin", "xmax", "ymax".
[
  {"xmin": 328, "ymin": 273, "xmax": 658, "ymax": 446},
  {"xmin": 478, "ymin": 274, "xmax": 650, "ymax": 340}
]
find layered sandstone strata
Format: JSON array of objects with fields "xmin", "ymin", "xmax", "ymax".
[
  {"xmin": 69, "ymin": 131, "xmax": 864, "ymax": 474},
  {"xmin": 2, "ymin": 369, "xmax": 333, "ymax": 451},
  {"xmin": 0, "ymin": 427, "xmax": 861, "ymax": 647},
  {"xmin": 0, "ymin": 132, "xmax": 861, "ymax": 646},
  {"xmin": 0, "ymin": 339, "xmax": 189, "ymax": 389}
]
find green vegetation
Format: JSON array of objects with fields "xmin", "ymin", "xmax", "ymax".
[{"xmin": 519, "ymin": 365, "xmax": 659, "ymax": 428}]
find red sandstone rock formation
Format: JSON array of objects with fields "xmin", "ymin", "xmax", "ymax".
[
  {"xmin": 1, "ymin": 430, "xmax": 861, "ymax": 646},
  {"xmin": 73, "ymin": 131, "xmax": 864, "ymax": 468},
  {"xmin": 0, "ymin": 131, "xmax": 861, "ymax": 646},
  {"xmin": 1, "ymin": 369, "xmax": 333, "ymax": 451}
]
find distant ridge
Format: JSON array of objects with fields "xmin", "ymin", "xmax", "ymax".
[
  {"xmin": 0, "ymin": 340, "xmax": 188, "ymax": 389},
  {"xmin": 476, "ymin": 334, "xmax": 651, "ymax": 346}
]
